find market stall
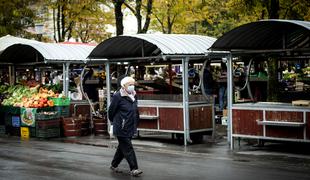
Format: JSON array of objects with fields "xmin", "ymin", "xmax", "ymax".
[
  {"xmin": 0, "ymin": 36, "xmax": 95, "ymax": 138},
  {"xmin": 209, "ymin": 19, "xmax": 310, "ymax": 149},
  {"xmin": 88, "ymin": 34, "xmax": 216, "ymax": 145}
]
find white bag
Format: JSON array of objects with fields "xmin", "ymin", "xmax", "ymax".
[{"xmin": 109, "ymin": 125, "xmax": 114, "ymax": 138}]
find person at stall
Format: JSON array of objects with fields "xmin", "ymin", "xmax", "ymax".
[
  {"xmin": 82, "ymin": 68, "xmax": 97, "ymax": 101},
  {"xmin": 108, "ymin": 76, "xmax": 142, "ymax": 177},
  {"xmin": 203, "ymin": 61, "xmax": 215, "ymax": 95},
  {"xmin": 218, "ymin": 62, "xmax": 227, "ymax": 111}
]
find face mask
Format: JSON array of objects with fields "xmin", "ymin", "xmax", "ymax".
[{"xmin": 127, "ymin": 85, "xmax": 135, "ymax": 93}]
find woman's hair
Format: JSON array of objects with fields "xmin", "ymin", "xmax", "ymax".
[{"xmin": 120, "ymin": 76, "xmax": 135, "ymax": 87}]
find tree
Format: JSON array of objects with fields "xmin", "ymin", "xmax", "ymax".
[
  {"xmin": 150, "ymin": 0, "xmax": 239, "ymax": 36},
  {"xmin": 227, "ymin": 0, "xmax": 310, "ymax": 20},
  {"xmin": 48, "ymin": 0, "xmax": 113, "ymax": 42},
  {"xmin": 124, "ymin": 0, "xmax": 153, "ymax": 33},
  {"xmin": 111, "ymin": 0, "xmax": 153, "ymax": 35},
  {"xmin": 71, "ymin": 1, "xmax": 113, "ymax": 43},
  {"xmin": 49, "ymin": 0, "xmax": 74, "ymax": 42},
  {"xmin": 151, "ymin": 0, "xmax": 185, "ymax": 34},
  {"xmin": 281, "ymin": 0, "xmax": 310, "ymax": 20},
  {"xmin": 149, "ymin": 0, "xmax": 309, "ymax": 37},
  {"xmin": 0, "ymin": 0, "xmax": 34, "ymax": 37}
]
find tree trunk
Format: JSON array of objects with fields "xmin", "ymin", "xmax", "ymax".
[
  {"xmin": 57, "ymin": 5, "xmax": 61, "ymax": 42},
  {"xmin": 60, "ymin": 4, "xmax": 66, "ymax": 42},
  {"xmin": 167, "ymin": 23, "xmax": 173, "ymax": 34},
  {"xmin": 268, "ymin": 0, "xmax": 280, "ymax": 19},
  {"xmin": 141, "ymin": 0, "xmax": 153, "ymax": 33},
  {"xmin": 53, "ymin": 8, "xmax": 58, "ymax": 42},
  {"xmin": 114, "ymin": 0, "xmax": 124, "ymax": 36},
  {"xmin": 136, "ymin": 0, "xmax": 142, "ymax": 33}
]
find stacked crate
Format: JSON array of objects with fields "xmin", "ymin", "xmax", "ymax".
[
  {"xmin": 50, "ymin": 97, "xmax": 70, "ymax": 118},
  {"xmin": 35, "ymin": 111, "xmax": 60, "ymax": 138},
  {"xmin": 62, "ymin": 116, "xmax": 81, "ymax": 137},
  {"xmin": 93, "ymin": 115, "xmax": 108, "ymax": 136},
  {"xmin": 4, "ymin": 106, "xmax": 21, "ymax": 136},
  {"xmin": 80, "ymin": 115, "xmax": 91, "ymax": 136}
]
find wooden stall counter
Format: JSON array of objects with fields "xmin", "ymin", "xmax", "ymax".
[
  {"xmin": 137, "ymin": 100, "xmax": 214, "ymax": 140},
  {"xmin": 232, "ymin": 102, "xmax": 310, "ymax": 142}
]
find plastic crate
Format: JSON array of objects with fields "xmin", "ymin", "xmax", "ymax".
[
  {"xmin": 7, "ymin": 126, "xmax": 20, "ymax": 136},
  {"xmin": 0, "ymin": 125, "xmax": 5, "ymax": 135},
  {"xmin": 36, "ymin": 128, "xmax": 60, "ymax": 138},
  {"xmin": 35, "ymin": 111, "xmax": 59, "ymax": 120},
  {"xmin": 4, "ymin": 113, "xmax": 12, "ymax": 126},
  {"xmin": 36, "ymin": 119, "xmax": 60, "ymax": 129},
  {"xmin": 49, "ymin": 97, "xmax": 70, "ymax": 106},
  {"xmin": 12, "ymin": 116, "xmax": 21, "ymax": 127},
  {"xmin": 54, "ymin": 106, "xmax": 70, "ymax": 117},
  {"xmin": 0, "ymin": 106, "xmax": 20, "ymax": 115},
  {"xmin": 36, "ymin": 107, "xmax": 55, "ymax": 113},
  {"xmin": 29, "ymin": 127, "xmax": 36, "ymax": 137},
  {"xmin": 0, "ymin": 112, "xmax": 5, "ymax": 125}
]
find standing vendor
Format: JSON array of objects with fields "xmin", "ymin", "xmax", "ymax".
[
  {"xmin": 203, "ymin": 61, "xmax": 215, "ymax": 95},
  {"xmin": 218, "ymin": 62, "xmax": 227, "ymax": 111}
]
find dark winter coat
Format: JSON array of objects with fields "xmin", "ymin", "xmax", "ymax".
[
  {"xmin": 203, "ymin": 68, "xmax": 214, "ymax": 95},
  {"xmin": 108, "ymin": 90, "xmax": 139, "ymax": 137}
]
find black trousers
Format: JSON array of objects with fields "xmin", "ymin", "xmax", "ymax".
[{"xmin": 111, "ymin": 136, "xmax": 138, "ymax": 170}]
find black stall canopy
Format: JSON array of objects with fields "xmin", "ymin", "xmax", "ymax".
[
  {"xmin": 211, "ymin": 19, "xmax": 310, "ymax": 54},
  {"xmin": 88, "ymin": 33, "xmax": 216, "ymax": 61}
]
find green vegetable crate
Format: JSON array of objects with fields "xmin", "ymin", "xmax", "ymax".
[{"xmin": 49, "ymin": 97, "xmax": 70, "ymax": 106}]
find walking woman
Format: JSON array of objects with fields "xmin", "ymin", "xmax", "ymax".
[{"xmin": 108, "ymin": 76, "xmax": 142, "ymax": 176}]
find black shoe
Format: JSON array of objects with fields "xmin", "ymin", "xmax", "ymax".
[{"xmin": 110, "ymin": 166, "xmax": 122, "ymax": 173}]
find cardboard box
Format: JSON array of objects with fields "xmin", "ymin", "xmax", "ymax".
[
  {"xmin": 292, "ymin": 100, "xmax": 310, "ymax": 106},
  {"xmin": 223, "ymin": 109, "xmax": 228, "ymax": 117}
]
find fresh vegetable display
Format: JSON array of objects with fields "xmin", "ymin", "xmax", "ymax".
[{"xmin": 1, "ymin": 85, "xmax": 61, "ymax": 108}]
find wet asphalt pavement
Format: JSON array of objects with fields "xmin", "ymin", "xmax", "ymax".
[{"xmin": 0, "ymin": 135, "xmax": 310, "ymax": 180}]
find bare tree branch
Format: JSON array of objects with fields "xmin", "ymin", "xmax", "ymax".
[{"xmin": 124, "ymin": 2, "xmax": 136, "ymax": 15}]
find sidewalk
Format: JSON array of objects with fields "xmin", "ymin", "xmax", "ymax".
[{"xmin": 52, "ymin": 126, "xmax": 310, "ymax": 161}]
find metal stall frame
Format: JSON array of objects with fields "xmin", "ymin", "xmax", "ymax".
[
  {"xmin": 88, "ymin": 34, "xmax": 218, "ymax": 146},
  {"xmin": 226, "ymin": 53, "xmax": 310, "ymax": 150},
  {"xmin": 209, "ymin": 19, "xmax": 310, "ymax": 150},
  {"xmin": 0, "ymin": 35, "xmax": 95, "ymax": 97},
  {"xmin": 92, "ymin": 54, "xmax": 212, "ymax": 146}
]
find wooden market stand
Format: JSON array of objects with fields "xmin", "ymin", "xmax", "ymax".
[
  {"xmin": 88, "ymin": 34, "xmax": 217, "ymax": 145},
  {"xmin": 209, "ymin": 19, "xmax": 310, "ymax": 149},
  {"xmin": 0, "ymin": 36, "xmax": 96, "ymax": 137}
]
